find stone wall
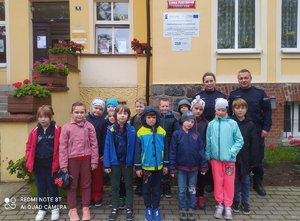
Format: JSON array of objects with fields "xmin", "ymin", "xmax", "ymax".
[{"xmin": 152, "ymin": 83, "xmax": 300, "ymax": 146}]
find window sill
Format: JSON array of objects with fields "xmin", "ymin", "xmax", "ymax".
[
  {"xmin": 217, "ymin": 49, "xmax": 262, "ymax": 54},
  {"xmin": 281, "ymin": 48, "xmax": 300, "ymax": 54},
  {"xmin": 0, "ymin": 63, "xmax": 7, "ymax": 68},
  {"xmin": 79, "ymin": 53, "xmax": 147, "ymax": 57}
]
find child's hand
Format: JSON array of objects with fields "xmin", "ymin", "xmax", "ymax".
[
  {"xmin": 170, "ymin": 173, "xmax": 175, "ymax": 178},
  {"xmin": 61, "ymin": 167, "xmax": 68, "ymax": 173},
  {"xmin": 91, "ymin": 164, "xmax": 97, "ymax": 171},
  {"xmin": 136, "ymin": 170, "xmax": 143, "ymax": 177},
  {"xmin": 162, "ymin": 167, "xmax": 168, "ymax": 175},
  {"xmin": 201, "ymin": 172, "xmax": 206, "ymax": 175},
  {"xmin": 104, "ymin": 168, "xmax": 111, "ymax": 174}
]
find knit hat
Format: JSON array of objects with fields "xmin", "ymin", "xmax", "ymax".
[
  {"xmin": 177, "ymin": 99, "xmax": 191, "ymax": 113},
  {"xmin": 215, "ymin": 98, "xmax": 228, "ymax": 110},
  {"xmin": 106, "ymin": 98, "xmax": 119, "ymax": 108},
  {"xmin": 180, "ymin": 111, "xmax": 196, "ymax": 123},
  {"xmin": 191, "ymin": 95, "xmax": 205, "ymax": 110},
  {"xmin": 90, "ymin": 98, "xmax": 105, "ymax": 112}
]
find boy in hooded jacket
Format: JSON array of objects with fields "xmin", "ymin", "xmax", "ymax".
[
  {"xmin": 206, "ymin": 98, "xmax": 244, "ymax": 220},
  {"xmin": 231, "ymin": 98, "xmax": 260, "ymax": 215},
  {"xmin": 135, "ymin": 106, "xmax": 168, "ymax": 221}
]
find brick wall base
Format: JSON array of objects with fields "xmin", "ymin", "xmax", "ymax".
[{"xmin": 151, "ymin": 83, "xmax": 300, "ymax": 146}]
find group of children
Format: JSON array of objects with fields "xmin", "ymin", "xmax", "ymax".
[{"xmin": 25, "ymin": 94, "xmax": 259, "ymax": 221}]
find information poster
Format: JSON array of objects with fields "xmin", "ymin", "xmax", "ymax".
[
  {"xmin": 172, "ymin": 37, "xmax": 191, "ymax": 51},
  {"xmin": 37, "ymin": 36, "xmax": 46, "ymax": 49},
  {"xmin": 164, "ymin": 12, "xmax": 200, "ymax": 37}
]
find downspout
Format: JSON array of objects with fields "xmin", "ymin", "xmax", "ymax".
[{"xmin": 146, "ymin": 0, "xmax": 151, "ymax": 104}]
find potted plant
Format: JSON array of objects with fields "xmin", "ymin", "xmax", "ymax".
[
  {"xmin": 131, "ymin": 38, "xmax": 148, "ymax": 54},
  {"xmin": 32, "ymin": 59, "xmax": 69, "ymax": 86},
  {"xmin": 7, "ymin": 79, "xmax": 51, "ymax": 114},
  {"xmin": 48, "ymin": 40, "xmax": 84, "ymax": 69}
]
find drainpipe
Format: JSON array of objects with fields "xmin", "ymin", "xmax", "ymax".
[{"xmin": 146, "ymin": 0, "xmax": 151, "ymax": 104}]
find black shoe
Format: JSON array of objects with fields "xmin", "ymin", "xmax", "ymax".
[
  {"xmin": 241, "ymin": 202, "xmax": 250, "ymax": 215},
  {"xmin": 232, "ymin": 201, "xmax": 240, "ymax": 213},
  {"xmin": 94, "ymin": 200, "xmax": 103, "ymax": 207},
  {"xmin": 109, "ymin": 208, "xmax": 118, "ymax": 221},
  {"xmin": 160, "ymin": 185, "xmax": 165, "ymax": 198},
  {"xmin": 165, "ymin": 185, "xmax": 172, "ymax": 198},
  {"xmin": 126, "ymin": 208, "xmax": 135, "ymax": 221},
  {"xmin": 88, "ymin": 201, "xmax": 94, "ymax": 208},
  {"xmin": 134, "ymin": 186, "xmax": 142, "ymax": 196},
  {"xmin": 254, "ymin": 185, "xmax": 266, "ymax": 196},
  {"xmin": 205, "ymin": 185, "xmax": 213, "ymax": 193}
]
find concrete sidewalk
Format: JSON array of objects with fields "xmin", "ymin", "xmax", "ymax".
[{"xmin": 0, "ymin": 183, "xmax": 299, "ymax": 221}]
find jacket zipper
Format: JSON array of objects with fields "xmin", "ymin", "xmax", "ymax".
[
  {"xmin": 218, "ymin": 118, "xmax": 221, "ymax": 161},
  {"xmin": 153, "ymin": 128, "xmax": 158, "ymax": 170}
]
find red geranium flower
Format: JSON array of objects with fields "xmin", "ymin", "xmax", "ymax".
[
  {"xmin": 23, "ymin": 79, "xmax": 31, "ymax": 84},
  {"xmin": 269, "ymin": 143, "xmax": 275, "ymax": 150},
  {"xmin": 12, "ymin": 82, "xmax": 22, "ymax": 88}
]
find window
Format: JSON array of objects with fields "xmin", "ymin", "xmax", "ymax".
[
  {"xmin": 217, "ymin": 0, "xmax": 256, "ymax": 50},
  {"xmin": 95, "ymin": 1, "xmax": 130, "ymax": 54},
  {"xmin": 0, "ymin": 1, "xmax": 6, "ymax": 64},
  {"xmin": 281, "ymin": 0, "xmax": 299, "ymax": 49},
  {"xmin": 284, "ymin": 102, "xmax": 300, "ymax": 137}
]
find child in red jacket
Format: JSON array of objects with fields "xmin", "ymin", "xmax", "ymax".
[{"xmin": 25, "ymin": 105, "xmax": 61, "ymax": 221}]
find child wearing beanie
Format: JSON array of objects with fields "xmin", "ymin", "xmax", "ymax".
[
  {"xmin": 169, "ymin": 111, "xmax": 208, "ymax": 221},
  {"xmin": 86, "ymin": 98, "xmax": 108, "ymax": 208},
  {"xmin": 206, "ymin": 98, "xmax": 244, "ymax": 220}
]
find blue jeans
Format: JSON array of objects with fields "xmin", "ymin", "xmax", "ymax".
[
  {"xmin": 177, "ymin": 170, "xmax": 198, "ymax": 209},
  {"xmin": 234, "ymin": 174, "xmax": 250, "ymax": 203}
]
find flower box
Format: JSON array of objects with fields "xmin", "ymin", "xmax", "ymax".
[
  {"xmin": 7, "ymin": 95, "xmax": 52, "ymax": 114},
  {"xmin": 32, "ymin": 69, "xmax": 67, "ymax": 87},
  {"xmin": 49, "ymin": 53, "xmax": 78, "ymax": 69}
]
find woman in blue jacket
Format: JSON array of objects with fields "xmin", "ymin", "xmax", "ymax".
[{"xmin": 104, "ymin": 105, "xmax": 136, "ymax": 221}]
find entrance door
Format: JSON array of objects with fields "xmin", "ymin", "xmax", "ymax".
[{"xmin": 32, "ymin": 2, "xmax": 70, "ymax": 61}]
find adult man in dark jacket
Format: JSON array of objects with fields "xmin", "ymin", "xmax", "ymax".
[{"xmin": 228, "ymin": 69, "xmax": 272, "ymax": 196}]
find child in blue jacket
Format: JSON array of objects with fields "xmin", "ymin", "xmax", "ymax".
[{"xmin": 104, "ymin": 104, "xmax": 136, "ymax": 221}]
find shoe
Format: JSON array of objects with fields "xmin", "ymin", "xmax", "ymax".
[
  {"xmin": 68, "ymin": 208, "xmax": 80, "ymax": 221},
  {"xmin": 254, "ymin": 185, "xmax": 266, "ymax": 196},
  {"xmin": 119, "ymin": 197, "xmax": 126, "ymax": 209},
  {"xmin": 198, "ymin": 196, "xmax": 205, "ymax": 210},
  {"xmin": 82, "ymin": 207, "xmax": 91, "ymax": 221},
  {"xmin": 88, "ymin": 201, "xmax": 94, "ymax": 208},
  {"xmin": 109, "ymin": 208, "xmax": 118, "ymax": 221},
  {"xmin": 135, "ymin": 186, "xmax": 142, "ymax": 196},
  {"xmin": 153, "ymin": 208, "xmax": 161, "ymax": 221},
  {"xmin": 35, "ymin": 210, "xmax": 47, "ymax": 221},
  {"xmin": 187, "ymin": 208, "xmax": 195, "ymax": 221},
  {"xmin": 180, "ymin": 208, "xmax": 187, "ymax": 221},
  {"xmin": 160, "ymin": 185, "xmax": 165, "ymax": 198},
  {"xmin": 50, "ymin": 208, "xmax": 59, "ymax": 221},
  {"xmin": 232, "ymin": 201, "xmax": 240, "ymax": 213},
  {"xmin": 145, "ymin": 208, "xmax": 153, "ymax": 221},
  {"xmin": 194, "ymin": 197, "xmax": 199, "ymax": 209},
  {"xmin": 205, "ymin": 185, "xmax": 213, "ymax": 193},
  {"xmin": 94, "ymin": 200, "xmax": 103, "ymax": 207},
  {"xmin": 224, "ymin": 206, "xmax": 233, "ymax": 220},
  {"xmin": 165, "ymin": 185, "xmax": 172, "ymax": 198},
  {"xmin": 241, "ymin": 202, "xmax": 251, "ymax": 215},
  {"xmin": 213, "ymin": 203, "xmax": 224, "ymax": 219},
  {"xmin": 126, "ymin": 208, "xmax": 135, "ymax": 221}
]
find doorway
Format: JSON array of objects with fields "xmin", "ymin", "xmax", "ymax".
[{"xmin": 32, "ymin": 2, "xmax": 70, "ymax": 61}]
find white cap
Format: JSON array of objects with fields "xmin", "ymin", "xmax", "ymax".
[{"xmin": 215, "ymin": 98, "xmax": 228, "ymax": 110}]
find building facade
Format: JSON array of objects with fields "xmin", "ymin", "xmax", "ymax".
[{"xmin": 0, "ymin": 0, "xmax": 299, "ymax": 145}]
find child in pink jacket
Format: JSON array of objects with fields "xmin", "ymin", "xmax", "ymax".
[{"xmin": 59, "ymin": 102, "xmax": 99, "ymax": 221}]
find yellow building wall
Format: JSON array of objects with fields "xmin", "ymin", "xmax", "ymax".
[
  {"xmin": 0, "ymin": 122, "xmax": 36, "ymax": 181},
  {"xmin": 267, "ymin": 0, "xmax": 277, "ymax": 82},
  {"xmin": 216, "ymin": 59, "xmax": 261, "ymax": 77},
  {"xmin": 0, "ymin": 69, "xmax": 6, "ymax": 83},
  {"xmin": 152, "ymin": 1, "xmax": 212, "ymax": 84},
  {"xmin": 282, "ymin": 59, "xmax": 300, "ymax": 75}
]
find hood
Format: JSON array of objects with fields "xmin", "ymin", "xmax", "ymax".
[
  {"xmin": 141, "ymin": 105, "xmax": 160, "ymax": 127},
  {"xmin": 231, "ymin": 114, "xmax": 252, "ymax": 124},
  {"xmin": 177, "ymin": 99, "xmax": 191, "ymax": 113}
]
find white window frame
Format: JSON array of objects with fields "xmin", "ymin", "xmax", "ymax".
[
  {"xmin": 281, "ymin": 0, "xmax": 300, "ymax": 53},
  {"xmin": 94, "ymin": 0, "xmax": 130, "ymax": 54},
  {"xmin": 0, "ymin": 0, "xmax": 6, "ymax": 67},
  {"xmin": 216, "ymin": 0, "xmax": 261, "ymax": 54},
  {"xmin": 284, "ymin": 102, "xmax": 300, "ymax": 138}
]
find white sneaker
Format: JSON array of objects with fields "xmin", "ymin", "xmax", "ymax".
[
  {"xmin": 51, "ymin": 208, "xmax": 59, "ymax": 221},
  {"xmin": 214, "ymin": 203, "xmax": 224, "ymax": 219},
  {"xmin": 35, "ymin": 210, "xmax": 47, "ymax": 221},
  {"xmin": 224, "ymin": 206, "xmax": 233, "ymax": 220}
]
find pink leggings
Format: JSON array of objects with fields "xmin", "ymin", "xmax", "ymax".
[{"xmin": 211, "ymin": 160, "xmax": 235, "ymax": 207}]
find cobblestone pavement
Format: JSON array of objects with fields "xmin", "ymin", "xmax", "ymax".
[{"xmin": 0, "ymin": 184, "xmax": 299, "ymax": 221}]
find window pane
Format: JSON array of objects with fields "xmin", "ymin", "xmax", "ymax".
[
  {"xmin": 96, "ymin": 2, "xmax": 112, "ymax": 21},
  {"xmin": 0, "ymin": 2, "xmax": 5, "ymax": 21},
  {"xmin": 0, "ymin": 26, "xmax": 6, "ymax": 63},
  {"xmin": 238, "ymin": 0, "xmax": 255, "ymax": 48},
  {"xmin": 96, "ymin": 27, "xmax": 112, "ymax": 54},
  {"xmin": 284, "ymin": 104, "xmax": 291, "ymax": 132},
  {"xmin": 282, "ymin": 0, "xmax": 298, "ymax": 48},
  {"xmin": 218, "ymin": 0, "xmax": 235, "ymax": 49},
  {"xmin": 114, "ymin": 27, "xmax": 129, "ymax": 53},
  {"xmin": 32, "ymin": 2, "xmax": 69, "ymax": 21},
  {"xmin": 113, "ymin": 3, "xmax": 129, "ymax": 21}
]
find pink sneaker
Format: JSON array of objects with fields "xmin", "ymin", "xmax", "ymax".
[
  {"xmin": 82, "ymin": 207, "xmax": 91, "ymax": 221},
  {"xmin": 68, "ymin": 208, "xmax": 80, "ymax": 221}
]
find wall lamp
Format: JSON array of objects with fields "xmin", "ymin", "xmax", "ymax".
[{"xmin": 270, "ymin": 96, "xmax": 277, "ymax": 109}]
